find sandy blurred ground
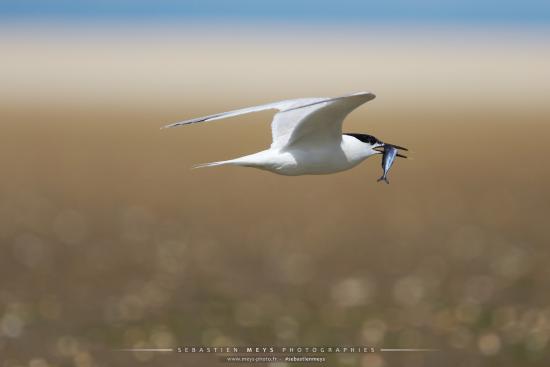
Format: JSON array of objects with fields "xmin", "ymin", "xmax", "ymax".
[{"xmin": 1, "ymin": 24, "xmax": 550, "ymax": 366}]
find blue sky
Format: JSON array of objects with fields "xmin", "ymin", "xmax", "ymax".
[{"xmin": 1, "ymin": 0, "xmax": 549, "ymax": 24}]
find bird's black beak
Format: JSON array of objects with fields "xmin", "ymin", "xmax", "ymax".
[
  {"xmin": 374, "ymin": 143, "xmax": 408, "ymax": 158},
  {"xmin": 391, "ymin": 144, "xmax": 408, "ymax": 152}
]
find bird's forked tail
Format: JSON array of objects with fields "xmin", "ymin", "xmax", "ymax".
[{"xmin": 192, "ymin": 160, "xmax": 232, "ymax": 169}]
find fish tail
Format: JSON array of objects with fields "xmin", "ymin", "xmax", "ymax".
[{"xmin": 377, "ymin": 176, "xmax": 390, "ymax": 184}]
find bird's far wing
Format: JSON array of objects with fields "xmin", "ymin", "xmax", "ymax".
[
  {"xmin": 270, "ymin": 91, "xmax": 375, "ymax": 149},
  {"xmin": 161, "ymin": 98, "xmax": 322, "ymax": 129}
]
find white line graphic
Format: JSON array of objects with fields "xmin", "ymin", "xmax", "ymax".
[
  {"xmin": 380, "ymin": 348, "xmax": 438, "ymax": 352},
  {"xmin": 115, "ymin": 348, "xmax": 174, "ymax": 352}
]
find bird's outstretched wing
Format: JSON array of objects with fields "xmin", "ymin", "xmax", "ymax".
[
  {"xmin": 163, "ymin": 92, "xmax": 375, "ymax": 149},
  {"xmin": 270, "ymin": 92, "xmax": 375, "ymax": 148},
  {"xmin": 162, "ymin": 98, "xmax": 322, "ymax": 129}
]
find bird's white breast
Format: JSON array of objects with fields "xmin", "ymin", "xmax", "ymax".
[{"xmin": 247, "ymin": 135, "xmax": 377, "ymax": 176}]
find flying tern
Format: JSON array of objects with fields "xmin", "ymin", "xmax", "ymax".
[{"xmin": 163, "ymin": 92, "xmax": 407, "ymax": 177}]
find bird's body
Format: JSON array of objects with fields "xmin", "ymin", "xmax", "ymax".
[
  {"xmin": 164, "ymin": 91, "xmax": 407, "ymax": 177},
  {"xmin": 200, "ymin": 134, "xmax": 377, "ymax": 176}
]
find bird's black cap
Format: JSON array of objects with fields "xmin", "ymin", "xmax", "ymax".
[{"xmin": 344, "ymin": 133, "xmax": 382, "ymax": 146}]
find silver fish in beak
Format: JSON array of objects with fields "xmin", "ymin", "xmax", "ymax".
[{"xmin": 375, "ymin": 144, "xmax": 407, "ymax": 184}]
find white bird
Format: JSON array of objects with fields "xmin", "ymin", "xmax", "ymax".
[{"xmin": 163, "ymin": 91, "xmax": 407, "ymax": 176}]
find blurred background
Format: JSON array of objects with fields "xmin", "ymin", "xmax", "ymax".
[{"xmin": 1, "ymin": 1, "xmax": 550, "ymax": 366}]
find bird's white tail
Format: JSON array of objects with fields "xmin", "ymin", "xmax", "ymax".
[{"xmin": 192, "ymin": 160, "xmax": 232, "ymax": 169}]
